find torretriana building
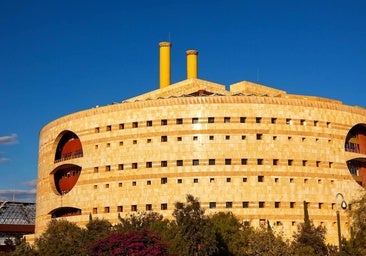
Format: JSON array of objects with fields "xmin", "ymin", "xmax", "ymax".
[{"xmin": 35, "ymin": 42, "xmax": 366, "ymax": 244}]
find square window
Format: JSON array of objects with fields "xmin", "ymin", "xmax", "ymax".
[
  {"xmin": 225, "ymin": 135, "xmax": 230, "ymax": 140},
  {"xmin": 132, "ymin": 181, "xmax": 137, "ymax": 186},
  {"xmin": 193, "ymin": 178, "xmax": 198, "ymax": 183},
  {"xmin": 161, "ymin": 119, "xmax": 168, "ymax": 125},
  {"xmin": 95, "ymin": 144, "xmax": 99, "ymax": 149},
  {"xmin": 224, "ymin": 117, "xmax": 230, "ymax": 123},
  {"xmin": 147, "ymin": 138, "xmax": 152, "ymax": 143},
  {"xmin": 256, "ymin": 134, "xmax": 262, "ymax": 140},
  {"xmin": 176, "ymin": 118, "xmax": 183, "ymax": 124},
  {"xmin": 95, "ymin": 127, "xmax": 100, "ymax": 133},
  {"xmin": 314, "ymin": 120, "xmax": 318, "ymax": 126},
  {"xmin": 226, "ymin": 177, "xmax": 231, "ymax": 182},
  {"xmin": 274, "ymin": 177, "xmax": 279, "ymax": 183},
  {"xmin": 161, "ymin": 161, "xmax": 167, "ymax": 167},
  {"xmin": 242, "ymin": 201, "xmax": 249, "ymax": 208},
  {"xmin": 132, "ymin": 163, "xmax": 138, "ymax": 169},
  {"xmin": 208, "ymin": 117, "xmax": 215, "ymax": 123},
  {"xmin": 259, "ymin": 202, "xmax": 265, "ymax": 208},
  {"xmin": 104, "ymin": 207, "xmax": 110, "ymax": 213},
  {"xmin": 271, "ymin": 118, "xmax": 277, "ymax": 124},
  {"xmin": 225, "ymin": 159, "xmax": 232, "ymax": 165},
  {"xmin": 146, "ymin": 120, "xmax": 152, "ymax": 127},
  {"xmin": 209, "ymin": 159, "xmax": 215, "ymax": 165},
  {"xmin": 161, "ymin": 203, "xmax": 168, "ymax": 210},
  {"xmin": 300, "ymin": 119, "xmax": 306, "ymax": 125},
  {"xmin": 273, "ymin": 159, "xmax": 278, "ymax": 165},
  {"xmin": 118, "ymin": 182, "xmax": 122, "ymax": 187},
  {"xmin": 192, "ymin": 159, "xmax": 199, "ymax": 166},
  {"xmin": 316, "ymin": 161, "xmax": 320, "ymax": 167},
  {"xmin": 290, "ymin": 178, "xmax": 294, "ymax": 183},
  {"xmin": 288, "ymin": 136, "xmax": 292, "ymax": 141},
  {"xmin": 105, "ymin": 184, "xmax": 109, "ymax": 188},
  {"xmin": 318, "ymin": 203, "xmax": 323, "ymax": 209},
  {"xmin": 117, "ymin": 206, "xmax": 123, "ymax": 212},
  {"xmin": 240, "ymin": 117, "xmax": 246, "ymax": 123},
  {"xmin": 177, "ymin": 179, "xmax": 182, "ymax": 184},
  {"xmin": 106, "ymin": 165, "xmax": 111, "ymax": 171},
  {"xmin": 106, "ymin": 125, "xmax": 111, "ymax": 131},
  {"xmin": 241, "ymin": 159, "xmax": 247, "ymax": 165},
  {"xmin": 210, "ymin": 178, "xmax": 215, "ymax": 183},
  {"xmin": 132, "ymin": 122, "xmax": 138, "ymax": 128},
  {"xmin": 177, "ymin": 160, "xmax": 183, "ymax": 166},
  {"xmin": 288, "ymin": 159, "xmax": 293, "ymax": 166},
  {"xmin": 256, "ymin": 117, "xmax": 262, "ymax": 123},
  {"xmin": 119, "ymin": 141, "xmax": 123, "ymax": 146},
  {"xmin": 192, "ymin": 118, "xmax": 199, "ymax": 124},
  {"xmin": 93, "ymin": 208, "xmax": 98, "ymax": 214},
  {"xmin": 286, "ymin": 119, "xmax": 292, "ymax": 125},
  {"xmin": 146, "ymin": 162, "xmax": 152, "ymax": 168},
  {"xmin": 193, "ymin": 136, "xmax": 198, "ymax": 141},
  {"xmin": 94, "ymin": 167, "xmax": 99, "ymax": 173},
  {"xmin": 258, "ymin": 176, "xmax": 264, "ymax": 182},
  {"xmin": 302, "ymin": 160, "xmax": 307, "ymax": 166},
  {"xmin": 327, "ymin": 122, "xmax": 331, "ymax": 127},
  {"xmin": 241, "ymin": 135, "xmax": 246, "ymax": 140},
  {"xmin": 93, "ymin": 185, "xmax": 98, "ymax": 189},
  {"xmin": 257, "ymin": 159, "xmax": 263, "ymax": 165},
  {"xmin": 161, "ymin": 177, "xmax": 167, "ymax": 184},
  {"xmin": 161, "ymin": 136, "xmax": 168, "ymax": 142},
  {"xmin": 147, "ymin": 180, "xmax": 151, "ymax": 185},
  {"xmin": 177, "ymin": 136, "xmax": 182, "ymax": 141},
  {"xmin": 273, "ymin": 136, "xmax": 277, "ymax": 140},
  {"xmin": 131, "ymin": 205, "xmax": 137, "ymax": 211},
  {"xmin": 209, "ymin": 135, "xmax": 214, "ymax": 140},
  {"xmin": 275, "ymin": 202, "xmax": 280, "ymax": 208},
  {"xmin": 290, "ymin": 202, "xmax": 295, "ymax": 208},
  {"xmin": 242, "ymin": 177, "xmax": 247, "ymax": 182},
  {"xmin": 106, "ymin": 143, "xmax": 111, "ymax": 147},
  {"xmin": 119, "ymin": 123, "xmax": 124, "ymax": 130},
  {"xmin": 304, "ymin": 178, "xmax": 308, "ymax": 183},
  {"xmin": 133, "ymin": 140, "xmax": 137, "ymax": 144},
  {"xmin": 146, "ymin": 204, "xmax": 152, "ymax": 211},
  {"xmin": 209, "ymin": 202, "xmax": 216, "ymax": 208},
  {"xmin": 226, "ymin": 202, "xmax": 233, "ymax": 208}
]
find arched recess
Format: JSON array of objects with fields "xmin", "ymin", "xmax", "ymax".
[
  {"xmin": 49, "ymin": 207, "xmax": 81, "ymax": 218},
  {"xmin": 345, "ymin": 124, "xmax": 366, "ymax": 154},
  {"xmin": 345, "ymin": 123, "xmax": 366, "ymax": 188},
  {"xmin": 54, "ymin": 131, "xmax": 83, "ymax": 163},
  {"xmin": 52, "ymin": 164, "xmax": 82, "ymax": 195}
]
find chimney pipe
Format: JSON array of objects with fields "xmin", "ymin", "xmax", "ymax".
[
  {"xmin": 186, "ymin": 50, "xmax": 198, "ymax": 79},
  {"xmin": 159, "ymin": 42, "xmax": 171, "ymax": 88}
]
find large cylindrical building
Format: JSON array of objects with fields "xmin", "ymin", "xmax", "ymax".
[{"xmin": 35, "ymin": 42, "xmax": 366, "ymax": 244}]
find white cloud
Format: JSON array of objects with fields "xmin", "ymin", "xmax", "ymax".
[
  {"xmin": 0, "ymin": 133, "xmax": 18, "ymax": 145},
  {"xmin": 23, "ymin": 179, "xmax": 37, "ymax": 188},
  {"xmin": 0, "ymin": 189, "xmax": 36, "ymax": 202}
]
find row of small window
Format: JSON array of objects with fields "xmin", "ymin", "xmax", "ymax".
[
  {"xmin": 94, "ymin": 176, "xmax": 334, "ymax": 189},
  {"xmin": 95, "ymin": 135, "xmax": 331, "ymax": 149},
  {"xmin": 95, "ymin": 117, "xmax": 330, "ymax": 132},
  {"xmin": 92, "ymin": 201, "xmax": 344, "ymax": 214},
  {"xmin": 94, "ymin": 159, "xmax": 334, "ymax": 172}
]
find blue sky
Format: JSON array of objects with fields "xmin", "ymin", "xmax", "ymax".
[{"xmin": 0, "ymin": 0, "xmax": 365, "ymax": 202}]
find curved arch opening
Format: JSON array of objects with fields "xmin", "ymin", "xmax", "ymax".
[
  {"xmin": 345, "ymin": 124, "xmax": 366, "ymax": 154},
  {"xmin": 52, "ymin": 164, "xmax": 82, "ymax": 195},
  {"xmin": 347, "ymin": 158, "xmax": 366, "ymax": 188},
  {"xmin": 54, "ymin": 131, "xmax": 83, "ymax": 163},
  {"xmin": 49, "ymin": 207, "xmax": 82, "ymax": 218}
]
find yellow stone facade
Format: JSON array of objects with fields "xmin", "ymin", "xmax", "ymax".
[
  {"xmin": 35, "ymin": 44, "xmax": 366, "ymax": 244},
  {"xmin": 35, "ymin": 77, "xmax": 366, "ymax": 244}
]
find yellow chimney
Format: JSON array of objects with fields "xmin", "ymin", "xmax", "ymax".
[
  {"xmin": 159, "ymin": 42, "xmax": 171, "ymax": 88},
  {"xmin": 186, "ymin": 50, "xmax": 198, "ymax": 79}
]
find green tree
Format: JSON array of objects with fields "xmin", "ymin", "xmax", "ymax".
[
  {"xmin": 35, "ymin": 219, "xmax": 84, "ymax": 256},
  {"xmin": 83, "ymin": 217, "xmax": 112, "ymax": 254},
  {"xmin": 345, "ymin": 191, "xmax": 366, "ymax": 255},
  {"xmin": 171, "ymin": 194, "xmax": 218, "ymax": 256},
  {"xmin": 11, "ymin": 238, "xmax": 37, "ymax": 256},
  {"xmin": 290, "ymin": 201, "xmax": 328, "ymax": 256},
  {"xmin": 209, "ymin": 212, "xmax": 242, "ymax": 255}
]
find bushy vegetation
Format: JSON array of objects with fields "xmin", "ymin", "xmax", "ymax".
[{"xmin": 9, "ymin": 193, "xmax": 366, "ymax": 256}]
